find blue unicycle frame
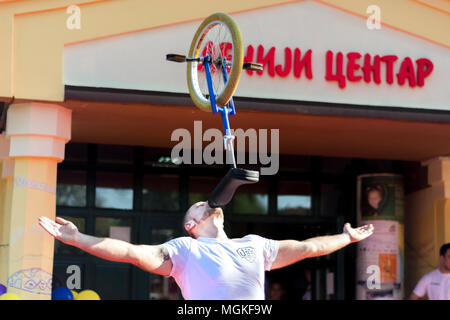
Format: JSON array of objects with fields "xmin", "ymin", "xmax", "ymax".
[
  {"xmin": 202, "ymin": 55, "xmax": 237, "ymax": 167},
  {"xmin": 166, "ymin": 52, "xmax": 263, "ymax": 208},
  {"xmin": 165, "ymin": 52, "xmax": 262, "ymax": 168}
]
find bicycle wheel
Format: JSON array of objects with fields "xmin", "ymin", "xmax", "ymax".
[{"xmin": 187, "ymin": 12, "xmax": 244, "ymax": 111}]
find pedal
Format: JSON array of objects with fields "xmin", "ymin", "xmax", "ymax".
[
  {"xmin": 166, "ymin": 54, "xmax": 187, "ymax": 63},
  {"xmin": 243, "ymin": 62, "xmax": 263, "ymax": 71}
]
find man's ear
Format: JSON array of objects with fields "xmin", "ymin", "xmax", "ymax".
[{"xmin": 184, "ymin": 220, "xmax": 196, "ymax": 232}]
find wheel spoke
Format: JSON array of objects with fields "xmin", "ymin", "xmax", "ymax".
[{"xmin": 187, "ymin": 13, "xmax": 243, "ymax": 110}]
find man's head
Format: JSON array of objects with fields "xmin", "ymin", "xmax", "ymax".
[
  {"xmin": 439, "ymin": 243, "xmax": 450, "ymax": 273},
  {"xmin": 183, "ymin": 201, "xmax": 224, "ymax": 239}
]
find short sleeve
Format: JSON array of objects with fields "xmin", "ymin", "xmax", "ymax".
[
  {"xmin": 413, "ymin": 273, "xmax": 430, "ymax": 298},
  {"xmin": 263, "ymin": 238, "xmax": 279, "ymax": 271},
  {"xmin": 248, "ymin": 234, "xmax": 279, "ymax": 271},
  {"xmin": 161, "ymin": 237, "xmax": 192, "ymax": 278}
]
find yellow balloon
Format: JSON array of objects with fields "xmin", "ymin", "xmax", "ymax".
[
  {"xmin": 0, "ymin": 293, "xmax": 21, "ymax": 300},
  {"xmin": 70, "ymin": 290, "xmax": 78, "ymax": 300},
  {"xmin": 76, "ymin": 289, "xmax": 100, "ymax": 300}
]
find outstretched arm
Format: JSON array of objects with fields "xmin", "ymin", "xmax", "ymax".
[
  {"xmin": 271, "ymin": 223, "xmax": 374, "ymax": 270},
  {"xmin": 38, "ymin": 216, "xmax": 172, "ymax": 276}
]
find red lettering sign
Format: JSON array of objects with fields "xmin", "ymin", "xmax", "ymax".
[{"xmin": 198, "ymin": 43, "xmax": 434, "ymax": 89}]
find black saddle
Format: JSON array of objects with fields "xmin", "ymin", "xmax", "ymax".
[{"xmin": 207, "ymin": 168, "xmax": 259, "ymax": 208}]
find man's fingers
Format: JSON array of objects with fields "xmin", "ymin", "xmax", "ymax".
[
  {"xmin": 38, "ymin": 216, "xmax": 62, "ymax": 238},
  {"xmin": 55, "ymin": 217, "xmax": 70, "ymax": 225},
  {"xmin": 39, "ymin": 216, "xmax": 59, "ymax": 227},
  {"xmin": 360, "ymin": 224, "xmax": 374, "ymax": 233},
  {"xmin": 39, "ymin": 219, "xmax": 58, "ymax": 238}
]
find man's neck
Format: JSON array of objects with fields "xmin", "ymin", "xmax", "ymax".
[
  {"xmin": 198, "ymin": 227, "xmax": 228, "ymax": 241},
  {"xmin": 439, "ymin": 266, "xmax": 450, "ymax": 274}
]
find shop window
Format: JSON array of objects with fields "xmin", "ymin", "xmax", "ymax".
[
  {"xmin": 97, "ymin": 144, "xmax": 133, "ymax": 164},
  {"xmin": 188, "ymin": 176, "xmax": 222, "ymax": 206},
  {"xmin": 277, "ymin": 181, "xmax": 312, "ymax": 215},
  {"xmin": 95, "ymin": 217, "xmax": 133, "ymax": 241},
  {"xmin": 148, "ymin": 228, "xmax": 180, "ymax": 300},
  {"xmin": 144, "ymin": 147, "xmax": 179, "ymax": 167},
  {"xmin": 94, "ymin": 264, "xmax": 131, "ymax": 300},
  {"xmin": 56, "ymin": 170, "xmax": 87, "ymax": 207},
  {"xmin": 95, "ymin": 172, "xmax": 133, "ymax": 210},
  {"xmin": 143, "ymin": 174, "xmax": 180, "ymax": 212},
  {"xmin": 320, "ymin": 184, "xmax": 345, "ymax": 217},
  {"xmin": 233, "ymin": 180, "xmax": 269, "ymax": 215},
  {"xmin": 54, "ymin": 216, "xmax": 86, "ymax": 256},
  {"xmin": 64, "ymin": 142, "xmax": 88, "ymax": 162},
  {"xmin": 52, "ymin": 263, "xmax": 86, "ymax": 291}
]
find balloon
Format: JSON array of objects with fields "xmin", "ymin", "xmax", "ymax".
[
  {"xmin": 52, "ymin": 287, "xmax": 74, "ymax": 300},
  {"xmin": 71, "ymin": 290, "xmax": 78, "ymax": 300},
  {"xmin": 0, "ymin": 283, "xmax": 6, "ymax": 296},
  {"xmin": 0, "ymin": 293, "xmax": 21, "ymax": 300},
  {"xmin": 76, "ymin": 289, "xmax": 100, "ymax": 300}
]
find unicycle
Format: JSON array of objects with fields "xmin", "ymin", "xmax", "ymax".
[{"xmin": 166, "ymin": 12, "xmax": 263, "ymax": 208}]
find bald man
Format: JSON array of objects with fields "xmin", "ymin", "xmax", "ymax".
[{"xmin": 39, "ymin": 201, "xmax": 374, "ymax": 300}]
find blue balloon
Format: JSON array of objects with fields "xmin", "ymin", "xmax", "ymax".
[
  {"xmin": 52, "ymin": 287, "xmax": 74, "ymax": 300},
  {"xmin": 0, "ymin": 283, "xmax": 6, "ymax": 296}
]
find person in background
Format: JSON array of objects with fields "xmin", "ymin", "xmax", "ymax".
[
  {"xmin": 267, "ymin": 281, "xmax": 286, "ymax": 300},
  {"xmin": 409, "ymin": 243, "xmax": 450, "ymax": 300},
  {"xmin": 302, "ymin": 270, "xmax": 312, "ymax": 300}
]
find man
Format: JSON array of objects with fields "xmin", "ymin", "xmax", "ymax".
[
  {"xmin": 39, "ymin": 201, "xmax": 374, "ymax": 300},
  {"xmin": 267, "ymin": 281, "xmax": 285, "ymax": 300},
  {"xmin": 409, "ymin": 243, "xmax": 450, "ymax": 300}
]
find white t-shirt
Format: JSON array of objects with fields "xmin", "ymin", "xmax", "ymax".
[
  {"xmin": 413, "ymin": 269, "xmax": 450, "ymax": 300},
  {"xmin": 162, "ymin": 234, "xmax": 279, "ymax": 300}
]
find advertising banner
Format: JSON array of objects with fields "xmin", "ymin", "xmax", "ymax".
[{"xmin": 356, "ymin": 174, "xmax": 404, "ymax": 300}]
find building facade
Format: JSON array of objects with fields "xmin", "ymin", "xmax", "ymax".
[{"xmin": 0, "ymin": 0, "xmax": 449, "ymax": 300}]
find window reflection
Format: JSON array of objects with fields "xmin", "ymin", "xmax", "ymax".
[
  {"xmin": 320, "ymin": 184, "xmax": 344, "ymax": 217},
  {"xmin": 277, "ymin": 181, "xmax": 312, "ymax": 215},
  {"xmin": 56, "ymin": 170, "xmax": 87, "ymax": 207},
  {"xmin": 143, "ymin": 174, "xmax": 180, "ymax": 212},
  {"xmin": 97, "ymin": 144, "xmax": 133, "ymax": 164},
  {"xmin": 95, "ymin": 218, "xmax": 132, "ymax": 241},
  {"xmin": 233, "ymin": 180, "xmax": 268, "ymax": 215},
  {"xmin": 96, "ymin": 172, "xmax": 133, "ymax": 210}
]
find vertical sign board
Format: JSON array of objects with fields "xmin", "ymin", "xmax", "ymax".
[{"xmin": 356, "ymin": 174, "xmax": 404, "ymax": 300}]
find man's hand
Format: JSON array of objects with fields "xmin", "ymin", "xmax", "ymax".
[
  {"xmin": 39, "ymin": 216, "xmax": 79, "ymax": 246},
  {"xmin": 343, "ymin": 223, "xmax": 374, "ymax": 243}
]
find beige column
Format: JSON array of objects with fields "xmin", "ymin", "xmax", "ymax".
[
  {"xmin": 0, "ymin": 134, "xmax": 14, "ymax": 286},
  {"xmin": 404, "ymin": 157, "xmax": 450, "ymax": 298},
  {"xmin": 5, "ymin": 102, "xmax": 71, "ymax": 300},
  {"xmin": 425, "ymin": 157, "xmax": 450, "ymax": 254}
]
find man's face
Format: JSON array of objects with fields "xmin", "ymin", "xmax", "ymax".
[
  {"xmin": 189, "ymin": 202, "xmax": 213, "ymax": 223},
  {"xmin": 185, "ymin": 202, "xmax": 224, "ymax": 236},
  {"xmin": 440, "ymin": 249, "xmax": 450, "ymax": 272}
]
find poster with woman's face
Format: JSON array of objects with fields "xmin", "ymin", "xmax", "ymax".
[
  {"xmin": 356, "ymin": 174, "xmax": 404, "ymax": 300},
  {"xmin": 359, "ymin": 176, "xmax": 402, "ymax": 220}
]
